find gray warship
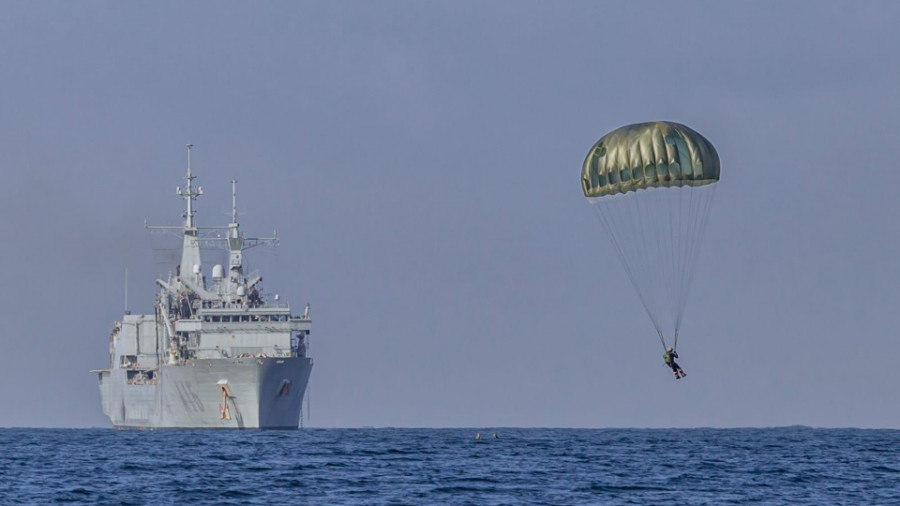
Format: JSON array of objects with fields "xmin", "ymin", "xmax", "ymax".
[{"xmin": 92, "ymin": 146, "xmax": 313, "ymax": 429}]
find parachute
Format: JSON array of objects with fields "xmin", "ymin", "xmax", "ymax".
[{"xmin": 581, "ymin": 121, "xmax": 719, "ymax": 351}]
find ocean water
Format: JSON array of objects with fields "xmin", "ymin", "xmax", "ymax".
[{"xmin": 0, "ymin": 428, "xmax": 897, "ymax": 505}]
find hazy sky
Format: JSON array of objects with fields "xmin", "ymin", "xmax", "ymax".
[{"xmin": 2, "ymin": 1, "xmax": 899, "ymax": 428}]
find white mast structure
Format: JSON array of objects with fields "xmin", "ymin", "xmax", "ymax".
[
  {"xmin": 176, "ymin": 144, "xmax": 204, "ymax": 288},
  {"xmin": 146, "ymin": 145, "xmax": 279, "ymax": 305},
  {"xmin": 227, "ymin": 179, "xmax": 244, "ymax": 291}
]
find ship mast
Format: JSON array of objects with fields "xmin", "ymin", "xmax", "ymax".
[
  {"xmin": 146, "ymin": 145, "xmax": 278, "ymax": 297},
  {"xmin": 228, "ymin": 179, "xmax": 245, "ymax": 287},
  {"xmin": 176, "ymin": 144, "xmax": 204, "ymax": 288},
  {"xmin": 231, "ymin": 178, "xmax": 238, "ymax": 230}
]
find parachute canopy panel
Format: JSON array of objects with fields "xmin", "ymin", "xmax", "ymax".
[{"xmin": 581, "ymin": 121, "xmax": 720, "ymax": 198}]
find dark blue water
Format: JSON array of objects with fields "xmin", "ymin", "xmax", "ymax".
[{"xmin": 0, "ymin": 428, "xmax": 897, "ymax": 504}]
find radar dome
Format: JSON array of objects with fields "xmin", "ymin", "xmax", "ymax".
[{"xmin": 212, "ymin": 264, "xmax": 225, "ymax": 280}]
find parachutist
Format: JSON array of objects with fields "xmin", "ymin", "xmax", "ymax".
[
  {"xmin": 664, "ymin": 347, "xmax": 686, "ymax": 379},
  {"xmin": 582, "ymin": 122, "xmax": 719, "ymax": 367}
]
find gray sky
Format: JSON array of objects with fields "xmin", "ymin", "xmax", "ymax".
[{"xmin": 1, "ymin": 1, "xmax": 899, "ymax": 428}]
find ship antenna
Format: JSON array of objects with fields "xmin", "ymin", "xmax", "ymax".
[
  {"xmin": 231, "ymin": 179, "xmax": 238, "ymax": 228},
  {"xmin": 124, "ymin": 268, "xmax": 130, "ymax": 315},
  {"xmin": 185, "ymin": 144, "xmax": 193, "ymax": 228},
  {"xmin": 176, "ymin": 144, "xmax": 202, "ymax": 229},
  {"xmin": 173, "ymin": 143, "xmax": 204, "ymax": 287}
]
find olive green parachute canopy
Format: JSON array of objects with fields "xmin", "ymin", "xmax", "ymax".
[{"xmin": 581, "ymin": 121, "xmax": 720, "ymax": 198}]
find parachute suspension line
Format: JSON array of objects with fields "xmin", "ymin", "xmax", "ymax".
[
  {"xmin": 660, "ymin": 189, "xmax": 678, "ymax": 334},
  {"xmin": 618, "ymin": 194, "xmax": 655, "ymax": 331},
  {"xmin": 616, "ymin": 192, "xmax": 668, "ymax": 349},
  {"xmin": 673, "ymin": 185, "xmax": 695, "ymax": 339},
  {"xmin": 676, "ymin": 185, "xmax": 689, "ymax": 332},
  {"xmin": 591, "ymin": 185, "xmax": 716, "ymax": 352},
  {"xmin": 632, "ymin": 191, "xmax": 667, "ymax": 339},
  {"xmin": 674, "ymin": 185, "xmax": 717, "ymax": 333},
  {"xmin": 672, "ymin": 184, "xmax": 697, "ymax": 337},
  {"xmin": 592, "ymin": 201, "xmax": 642, "ymax": 311},
  {"xmin": 593, "ymin": 197, "xmax": 652, "ymax": 326},
  {"xmin": 632, "ymin": 190, "xmax": 664, "ymax": 334},
  {"xmin": 591, "ymin": 196, "xmax": 664, "ymax": 341},
  {"xmin": 648, "ymin": 189, "xmax": 672, "ymax": 344},
  {"xmin": 644, "ymin": 188, "xmax": 678, "ymax": 347},
  {"xmin": 630, "ymin": 191, "xmax": 669, "ymax": 351},
  {"xmin": 674, "ymin": 185, "xmax": 716, "ymax": 333},
  {"xmin": 676, "ymin": 185, "xmax": 715, "ymax": 326},
  {"xmin": 592, "ymin": 200, "xmax": 642, "ymax": 303},
  {"xmin": 667, "ymin": 188, "xmax": 678, "ymax": 334}
]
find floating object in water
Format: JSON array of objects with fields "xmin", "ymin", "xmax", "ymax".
[
  {"xmin": 492, "ymin": 433, "xmax": 498, "ymax": 439},
  {"xmin": 475, "ymin": 433, "xmax": 482, "ymax": 440}
]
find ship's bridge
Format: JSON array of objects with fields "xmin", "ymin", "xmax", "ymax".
[{"xmin": 174, "ymin": 309, "xmax": 311, "ymax": 333}]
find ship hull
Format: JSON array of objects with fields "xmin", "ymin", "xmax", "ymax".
[{"xmin": 98, "ymin": 357, "xmax": 313, "ymax": 429}]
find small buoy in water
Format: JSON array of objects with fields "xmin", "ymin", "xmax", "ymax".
[
  {"xmin": 492, "ymin": 433, "xmax": 498, "ymax": 439},
  {"xmin": 475, "ymin": 433, "xmax": 482, "ymax": 440}
]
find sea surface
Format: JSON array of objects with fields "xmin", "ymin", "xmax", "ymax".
[{"xmin": 0, "ymin": 427, "xmax": 897, "ymax": 504}]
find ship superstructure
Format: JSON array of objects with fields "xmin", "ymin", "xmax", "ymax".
[{"xmin": 93, "ymin": 146, "xmax": 313, "ymax": 428}]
